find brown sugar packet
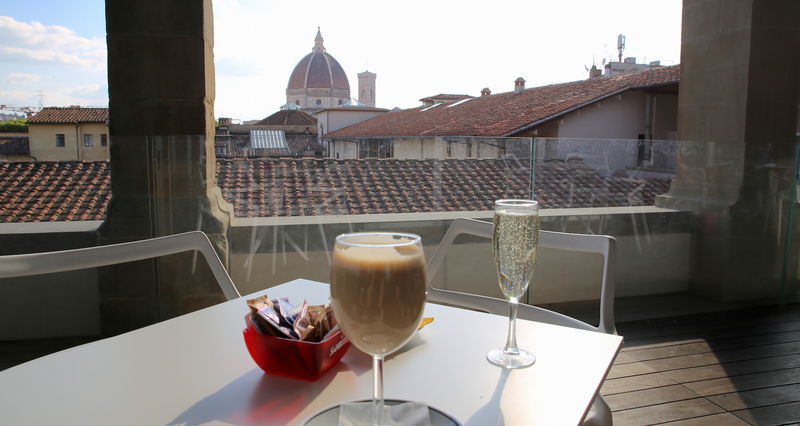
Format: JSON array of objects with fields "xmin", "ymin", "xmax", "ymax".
[
  {"xmin": 325, "ymin": 305, "xmax": 337, "ymax": 329},
  {"xmin": 292, "ymin": 301, "xmax": 314, "ymax": 341},
  {"xmin": 307, "ymin": 305, "xmax": 329, "ymax": 342},
  {"xmin": 247, "ymin": 295, "xmax": 296, "ymax": 339},
  {"xmin": 298, "ymin": 325, "xmax": 316, "ymax": 341}
]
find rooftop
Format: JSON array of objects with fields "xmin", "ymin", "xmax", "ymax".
[
  {"xmin": 327, "ymin": 66, "xmax": 679, "ymax": 138},
  {"xmin": 27, "ymin": 107, "xmax": 109, "ymax": 125},
  {"xmin": 255, "ymin": 109, "xmax": 317, "ymax": 126},
  {"xmin": 0, "ymin": 159, "xmax": 671, "ymax": 222}
]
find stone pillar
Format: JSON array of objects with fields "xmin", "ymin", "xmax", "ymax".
[
  {"xmin": 658, "ymin": 0, "xmax": 800, "ymax": 302},
  {"xmin": 98, "ymin": 0, "xmax": 234, "ymax": 335}
]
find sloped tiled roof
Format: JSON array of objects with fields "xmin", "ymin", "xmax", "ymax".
[
  {"xmin": 0, "ymin": 161, "xmax": 110, "ymax": 222},
  {"xmin": 328, "ymin": 66, "xmax": 679, "ymax": 138},
  {"xmin": 28, "ymin": 107, "xmax": 109, "ymax": 124},
  {"xmin": 0, "ymin": 159, "xmax": 671, "ymax": 222},
  {"xmin": 255, "ymin": 110, "xmax": 317, "ymax": 126},
  {"xmin": 214, "ymin": 159, "xmax": 671, "ymax": 217}
]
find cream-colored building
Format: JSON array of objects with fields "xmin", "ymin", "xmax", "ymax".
[
  {"xmin": 328, "ymin": 136, "xmax": 503, "ymax": 160},
  {"xmin": 27, "ymin": 107, "xmax": 109, "ymax": 161}
]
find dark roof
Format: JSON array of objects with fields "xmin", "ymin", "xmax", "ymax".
[
  {"xmin": 28, "ymin": 107, "xmax": 109, "ymax": 124},
  {"xmin": 0, "ymin": 161, "xmax": 110, "ymax": 222},
  {"xmin": 328, "ymin": 66, "xmax": 679, "ymax": 138},
  {"xmin": 214, "ymin": 134, "xmax": 321, "ymax": 159},
  {"xmin": 0, "ymin": 159, "xmax": 671, "ymax": 222},
  {"xmin": 0, "ymin": 136, "xmax": 30, "ymax": 156},
  {"xmin": 256, "ymin": 110, "xmax": 317, "ymax": 126}
]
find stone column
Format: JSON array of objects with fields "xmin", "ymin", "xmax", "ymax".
[
  {"xmin": 657, "ymin": 0, "xmax": 800, "ymax": 302},
  {"xmin": 98, "ymin": 0, "xmax": 234, "ymax": 335}
]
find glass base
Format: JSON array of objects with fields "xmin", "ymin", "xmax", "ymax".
[
  {"xmin": 301, "ymin": 399, "xmax": 458, "ymax": 425},
  {"xmin": 487, "ymin": 348, "xmax": 536, "ymax": 369}
]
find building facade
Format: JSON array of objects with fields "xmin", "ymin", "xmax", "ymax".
[{"xmin": 27, "ymin": 107, "xmax": 109, "ymax": 161}]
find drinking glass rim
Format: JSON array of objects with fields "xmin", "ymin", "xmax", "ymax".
[
  {"xmin": 335, "ymin": 232, "xmax": 422, "ymax": 248},
  {"xmin": 495, "ymin": 199, "xmax": 538, "ymax": 207}
]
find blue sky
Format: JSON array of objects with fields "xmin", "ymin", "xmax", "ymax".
[
  {"xmin": 1, "ymin": 0, "xmax": 682, "ymax": 120},
  {"xmin": 0, "ymin": 0, "xmax": 107, "ymax": 110},
  {"xmin": 1, "ymin": 0, "xmax": 105, "ymax": 38}
]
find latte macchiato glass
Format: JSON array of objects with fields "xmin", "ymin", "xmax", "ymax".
[{"xmin": 330, "ymin": 232, "xmax": 427, "ymax": 424}]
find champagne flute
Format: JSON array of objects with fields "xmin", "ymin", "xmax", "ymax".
[
  {"xmin": 487, "ymin": 199, "xmax": 539, "ymax": 369},
  {"xmin": 330, "ymin": 232, "xmax": 427, "ymax": 424}
]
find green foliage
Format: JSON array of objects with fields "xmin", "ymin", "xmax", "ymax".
[{"xmin": 0, "ymin": 119, "xmax": 28, "ymax": 133}]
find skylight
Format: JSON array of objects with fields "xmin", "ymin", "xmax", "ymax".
[
  {"xmin": 445, "ymin": 98, "xmax": 473, "ymax": 108},
  {"xmin": 420, "ymin": 103, "xmax": 442, "ymax": 112}
]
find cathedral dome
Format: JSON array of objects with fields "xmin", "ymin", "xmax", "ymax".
[{"xmin": 287, "ymin": 29, "xmax": 350, "ymax": 91}]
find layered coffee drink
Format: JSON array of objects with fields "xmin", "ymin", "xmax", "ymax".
[{"xmin": 330, "ymin": 233, "xmax": 427, "ymax": 356}]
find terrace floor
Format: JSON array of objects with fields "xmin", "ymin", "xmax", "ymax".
[{"xmin": 604, "ymin": 303, "xmax": 800, "ymax": 425}]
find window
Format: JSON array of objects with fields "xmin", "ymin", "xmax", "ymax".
[
  {"xmin": 101, "ymin": 134, "xmax": 108, "ymax": 147},
  {"xmin": 315, "ymin": 99, "xmax": 322, "ymax": 105},
  {"xmin": 83, "ymin": 134, "xmax": 94, "ymax": 147},
  {"xmin": 55, "ymin": 134, "xmax": 65, "ymax": 147}
]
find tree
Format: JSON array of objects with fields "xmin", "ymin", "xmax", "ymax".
[{"xmin": 0, "ymin": 119, "xmax": 28, "ymax": 133}]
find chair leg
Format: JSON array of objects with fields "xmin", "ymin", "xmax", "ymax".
[{"xmin": 582, "ymin": 395, "xmax": 613, "ymax": 426}]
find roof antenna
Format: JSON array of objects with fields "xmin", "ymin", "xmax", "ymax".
[{"xmin": 617, "ymin": 34, "xmax": 626, "ymax": 63}]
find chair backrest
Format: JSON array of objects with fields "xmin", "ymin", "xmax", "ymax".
[
  {"xmin": 0, "ymin": 231, "xmax": 240, "ymax": 300},
  {"xmin": 426, "ymin": 218, "xmax": 616, "ymax": 334}
]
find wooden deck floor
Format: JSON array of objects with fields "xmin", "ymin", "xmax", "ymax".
[{"xmin": 602, "ymin": 303, "xmax": 800, "ymax": 425}]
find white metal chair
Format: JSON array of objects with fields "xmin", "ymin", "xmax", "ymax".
[
  {"xmin": 426, "ymin": 218, "xmax": 617, "ymax": 426},
  {"xmin": 0, "ymin": 231, "xmax": 240, "ymax": 300}
]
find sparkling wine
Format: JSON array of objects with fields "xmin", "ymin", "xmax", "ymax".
[{"xmin": 493, "ymin": 208, "xmax": 540, "ymax": 300}]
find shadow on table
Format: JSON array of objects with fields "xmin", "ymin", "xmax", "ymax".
[
  {"xmin": 463, "ymin": 368, "xmax": 510, "ymax": 426},
  {"xmin": 166, "ymin": 360, "xmax": 362, "ymax": 426},
  {"xmin": 166, "ymin": 334, "xmax": 430, "ymax": 426}
]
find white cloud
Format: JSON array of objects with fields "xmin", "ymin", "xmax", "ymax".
[
  {"xmin": 0, "ymin": 16, "xmax": 106, "ymax": 71},
  {"xmin": 0, "ymin": 86, "xmax": 107, "ymax": 108},
  {"xmin": 6, "ymin": 72, "xmax": 40, "ymax": 83}
]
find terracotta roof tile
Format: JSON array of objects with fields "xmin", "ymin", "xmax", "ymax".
[
  {"xmin": 0, "ymin": 161, "xmax": 111, "ymax": 222},
  {"xmin": 0, "ymin": 159, "xmax": 671, "ymax": 222},
  {"xmin": 255, "ymin": 110, "xmax": 317, "ymax": 126},
  {"xmin": 27, "ymin": 107, "xmax": 109, "ymax": 124},
  {"xmin": 328, "ymin": 66, "xmax": 679, "ymax": 138}
]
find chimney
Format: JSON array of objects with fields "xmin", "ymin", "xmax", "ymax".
[
  {"xmin": 481, "ymin": 87, "xmax": 491, "ymax": 97},
  {"xmin": 514, "ymin": 77, "xmax": 525, "ymax": 94},
  {"xmin": 588, "ymin": 65, "xmax": 602, "ymax": 79},
  {"xmin": 624, "ymin": 57, "xmax": 636, "ymax": 64}
]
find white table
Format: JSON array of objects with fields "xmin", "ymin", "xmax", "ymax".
[{"xmin": 0, "ymin": 279, "xmax": 622, "ymax": 425}]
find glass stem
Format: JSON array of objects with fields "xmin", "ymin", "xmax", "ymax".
[
  {"xmin": 504, "ymin": 298, "xmax": 520, "ymax": 355},
  {"xmin": 372, "ymin": 354, "xmax": 384, "ymax": 425}
]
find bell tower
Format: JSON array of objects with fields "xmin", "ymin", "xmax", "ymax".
[{"xmin": 358, "ymin": 70, "xmax": 376, "ymax": 107}]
